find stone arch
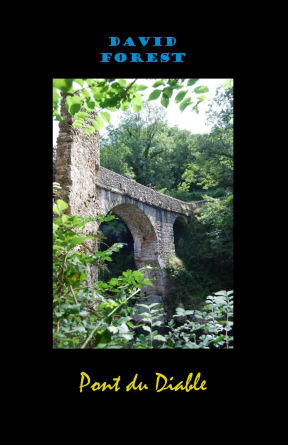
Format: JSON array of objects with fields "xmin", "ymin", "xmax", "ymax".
[
  {"xmin": 101, "ymin": 202, "xmax": 160, "ymax": 270},
  {"xmin": 96, "ymin": 196, "xmax": 164, "ymax": 293},
  {"xmin": 173, "ymin": 215, "xmax": 188, "ymax": 227},
  {"xmin": 171, "ymin": 214, "xmax": 189, "ymax": 264}
]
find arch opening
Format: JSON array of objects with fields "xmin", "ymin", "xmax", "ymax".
[
  {"xmin": 97, "ymin": 202, "xmax": 164, "ymax": 294},
  {"xmin": 98, "ymin": 211, "xmax": 136, "ymax": 282},
  {"xmin": 111, "ymin": 203, "xmax": 160, "ymax": 270},
  {"xmin": 173, "ymin": 215, "xmax": 188, "ymax": 259},
  {"xmin": 174, "ymin": 215, "xmax": 188, "ymax": 228}
]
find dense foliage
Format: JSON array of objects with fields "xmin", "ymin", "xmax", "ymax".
[
  {"xmin": 99, "ymin": 85, "xmax": 233, "ymax": 202},
  {"xmin": 53, "ymin": 78, "xmax": 220, "ymax": 127},
  {"xmin": 53, "ymin": 184, "xmax": 233, "ymax": 348},
  {"xmin": 98, "ymin": 84, "xmax": 233, "ymax": 306}
]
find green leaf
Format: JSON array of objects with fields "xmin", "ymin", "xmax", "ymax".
[
  {"xmin": 56, "ymin": 200, "xmax": 68, "ymax": 211},
  {"xmin": 68, "ymin": 237, "xmax": 84, "ymax": 248},
  {"xmin": 226, "ymin": 195, "xmax": 233, "ymax": 202},
  {"xmin": 72, "ymin": 122, "xmax": 83, "ymax": 128},
  {"xmin": 95, "ymin": 116, "xmax": 104, "ymax": 128},
  {"xmin": 193, "ymin": 85, "xmax": 209, "ymax": 93},
  {"xmin": 182, "ymin": 310, "xmax": 194, "ymax": 316},
  {"xmin": 163, "ymin": 87, "xmax": 173, "ymax": 98},
  {"xmin": 75, "ymin": 111, "xmax": 90, "ymax": 118},
  {"xmin": 79, "ymin": 273, "xmax": 87, "ymax": 282},
  {"xmin": 152, "ymin": 80, "xmax": 165, "ymax": 87},
  {"xmin": 91, "ymin": 120, "xmax": 101, "ymax": 130},
  {"xmin": 79, "ymin": 311, "xmax": 89, "ymax": 316},
  {"xmin": 74, "ymin": 79, "xmax": 84, "ymax": 87},
  {"xmin": 214, "ymin": 335, "xmax": 226, "ymax": 344},
  {"xmin": 197, "ymin": 95, "xmax": 206, "ymax": 101},
  {"xmin": 84, "ymin": 125, "xmax": 96, "ymax": 134},
  {"xmin": 152, "ymin": 321, "xmax": 163, "ymax": 327},
  {"xmin": 69, "ymin": 304, "xmax": 81, "ymax": 314},
  {"xmin": 137, "ymin": 334, "xmax": 148, "ymax": 346},
  {"xmin": 94, "ymin": 330, "xmax": 112, "ymax": 347},
  {"xmin": 53, "ymin": 204, "xmax": 60, "ymax": 215},
  {"xmin": 122, "ymin": 270, "xmax": 132, "ymax": 277},
  {"xmin": 142, "ymin": 279, "xmax": 152, "ymax": 285},
  {"xmin": 53, "ymin": 110, "xmax": 62, "ymax": 122},
  {"xmin": 54, "ymin": 310, "xmax": 64, "ymax": 317},
  {"xmin": 74, "ymin": 326, "xmax": 87, "ymax": 333},
  {"xmin": 139, "ymin": 313, "xmax": 150, "ymax": 320},
  {"xmin": 53, "ymin": 79, "xmax": 74, "ymax": 93},
  {"xmin": 107, "ymin": 326, "xmax": 118, "ymax": 334},
  {"xmin": 175, "ymin": 90, "xmax": 188, "ymax": 103},
  {"xmin": 132, "ymin": 271, "xmax": 144, "ymax": 282},
  {"xmin": 148, "ymin": 89, "xmax": 162, "ymax": 101},
  {"xmin": 100, "ymin": 111, "xmax": 111, "ymax": 123},
  {"xmin": 132, "ymin": 93, "xmax": 142, "ymax": 112},
  {"xmin": 117, "ymin": 79, "xmax": 127, "ymax": 87},
  {"xmin": 81, "ymin": 89, "xmax": 90, "ymax": 98},
  {"xmin": 223, "ymin": 79, "xmax": 233, "ymax": 89},
  {"xmin": 83, "ymin": 99, "xmax": 96, "ymax": 111},
  {"xmin": 153, "ymin": 335, "xmax": 166, "ymax": 342},
  {"xmin": 179, "ymin": 97, "xmax": 192, "ymax": 112},
  {"xmin": 65, "ymin": 96, "xmax": 83, "ymax": 115},
  {"xmin": 113, "ymin": 316, "xmax": 131, "ymax": 327},
  {"xmin": 187, "ymin": 79, "xmax": 199, "ymax": 86},
  {"xmin": 168, "ymin": 79, "xmax": 183, "ymax": 89},
  {"xmin": 53, "ymin": 223, "xmax": 59, "ymax": 229},
  {"xmin": 161, "ymin": 93, "xmax": 169, "ymax": 108},
  {"xmin": 136, "ymin": 85, "xmax": 148, "ymax": 91},
  {"xmin": 120, "ymin": 101, "xmax": 130, "ymax": 111},
  {"xmin": 142, "ymin": 326, "xmax": 151, "ymax": 332}
]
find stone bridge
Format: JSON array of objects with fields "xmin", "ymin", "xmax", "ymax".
[
  {"xmin": 96, "ymin": 166, "xmax": 196, "ymax": 293},
  {"xmin": 55, "ymin": 94, "xmax": 199, "ymax": 294}
]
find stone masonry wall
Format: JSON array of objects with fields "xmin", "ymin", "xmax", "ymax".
[
  {"xmin": 96, "ymin": 187, "xmax": 188, "ymax": 294},
  {"xmin": 96, "ymin": 166, "xmax": 196, "ymax": 216},
  {"xmin": 55, "ymin": 93, "xmax": 101, "ymax": 286}
]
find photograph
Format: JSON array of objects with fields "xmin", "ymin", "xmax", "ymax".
[{"xmin": 53, "ymin": 75, "xmax": 234, "ymax": 353}]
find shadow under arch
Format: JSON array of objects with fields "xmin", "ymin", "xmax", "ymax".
[
  {"xmin": 98, "ymin": 211, "xmax": 136, "ymax": 282},
  {"xmin": 111, "ymin": 203, "xmax": 160, "ymax": 269},
  {"xmin": 105, "ymin": 203, "xmax": 164, "ymax": 294},
  {"xmin": 172, "ymin": 215, "xmax": 188, "ymax": 259},
  {"xmin": 173, "ymin": 215, "xmax": 188, "ymax": 228}
]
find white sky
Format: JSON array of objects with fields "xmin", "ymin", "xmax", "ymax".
[{"xmin": 53, "ymin": 78, "xmax": 227, "ymax": 146}]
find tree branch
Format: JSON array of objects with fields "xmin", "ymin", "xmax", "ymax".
[{"xmin": 120, "ymin": 79, "xmax": 138, "ymax": 100}]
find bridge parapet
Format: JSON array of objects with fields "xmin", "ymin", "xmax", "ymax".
[{"xmin": 96, "ymin": 167, "xmax": 196, "ymax": 216}]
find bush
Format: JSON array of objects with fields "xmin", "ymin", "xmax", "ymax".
[
  {"xmin": 53, "ymin": 184, "xmax": 233, "ymax": 349},
  {"xmin": 189, "ymin": 191, "xmax": 204, "ymax": 201},
  {"xmin": 165, "ymin": 254, "xmax": 208, "ymax": 311},
  {"xmin": 206, "ymin": 187, "xmax": 227, "ymax": 198}
]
